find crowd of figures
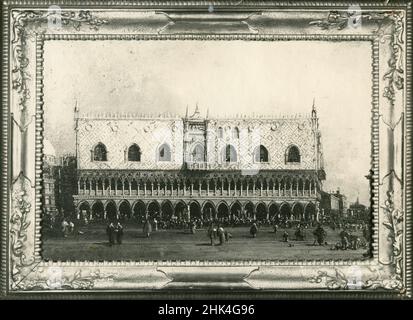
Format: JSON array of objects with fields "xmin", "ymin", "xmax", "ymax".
[{"xmin": 43, "ymin": 212, "xmax": 370, "ymax": 254}]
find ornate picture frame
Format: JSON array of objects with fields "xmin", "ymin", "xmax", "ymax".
[{"xmin": 0, "ymin": 1, "xmax": 411, "ymax": 299}]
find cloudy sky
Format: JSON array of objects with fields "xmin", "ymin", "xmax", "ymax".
[{"xmin": 43, "ymin": 40, "xmax": 372, "ymax": 205}]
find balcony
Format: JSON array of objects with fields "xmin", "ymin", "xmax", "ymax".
[
  {"xmin": 185, "ymin": 162, "xmax": 210, "ymax": 171},
  {"xmin": 185, "ymin": 161, "xmax": 241, "ymax": 171}
]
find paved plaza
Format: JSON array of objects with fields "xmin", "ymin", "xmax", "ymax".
[{"xmin": 42, "ymin": 224, "xmax": 367, "ymax": 261}]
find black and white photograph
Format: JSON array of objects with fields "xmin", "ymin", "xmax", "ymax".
[
  {"xmin": 0, "ymin": 1, "xmax": 411, "ymax": 298},
  {"xmin": 42, "ymin": 40, "xmax": 372, "ymax": 261}
]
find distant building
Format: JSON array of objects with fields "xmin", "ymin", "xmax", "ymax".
[
  {"xmin": 320, "ymin": 189, "xmax": 348, "ymax": 221},
  {"xmin": 42, "ymin": 139, "xmax": 77, "ymax": 219},
  {"xmin": 348, "ymin": 198, "xmax": 369, "ymax": 221},
  {"xmin": 42, "ymin": 139, "xmax": 58, "ymax": 217},
  {"xmin": 56, "ymin": 154, "xmax": 77, "ymax": 217}
]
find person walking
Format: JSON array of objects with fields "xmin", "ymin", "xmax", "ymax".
[
  {"xmin": 207, "ymin": 223, "xmax": 216, "ymax": 246},
  {"xmin": 143, "ymin": 219, "xmax": 152, "ymax": 238},
  {"xmin": 115, "ymin": 220, "xmax": 124, "ymax": 244},
  {"xmin": 61, "ymin": 219, "xmax": 69, "ymax": 238},
  {"xmin": 153, "ymin": 217, "xmax": 158, "ymax": 231},
  {"xmin": 106, "ymin": 222, "xmax": 115, "ymax": 246},
  {"xmin": 282, "ymin": 230, "xmax": 289, "ymax": 242},
  {"xmin": 217, "ymin": 225, "xmax": 225, "ymax": 245},
  {"xmin": 190, "ymin": 220, "xmax": 196, "ymax": 234},
  {"xmin": 250, "ymin": 222, "xmax": 258, "ymax": 238},
  {"xmin": 313, "ymin": 224, "xmax": 327, "ymax": 246}
]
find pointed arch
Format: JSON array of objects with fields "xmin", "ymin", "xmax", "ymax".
[
  {"xmin": 127, "ymin": 144, "xmax": 141, "ymax": 161},
  {"xmin": 222, "ymin": 144, "xmax": 237, "ymax": 163},
  {"xmin": 286, "ymin": 145, "xmax": 301, "ymax": 163},
  {"xmin": 254, "ymin": 145, "xmax": 269, "ymax": 162},
  {"xmin": 191, "ymin": 143, "xmax": 205, "ymax": 162},
  {"xmin": 119, "ymin": 200, "xmax": 132, "ymax": 219},
  {"xmin": 92, "ymin": 142, "xmax": 107, "ymax": 161},
  {"xmin": 157, "ymin": 143, "xmax": 171, "ymax": 161}
]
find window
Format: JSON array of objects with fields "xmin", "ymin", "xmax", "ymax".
[
  {"xmin": 217, "ymin": 127, "xmax": 223, "ymax": 138},
  {"xmin": 158, "ymin": 143, "xmax": 171, "ymax": 161},
  {"xmin": 191, "ymin": 144, "xmax": 204, "ymax": 162},
  {"xmin": 286, "ymin": 145, "xmax": 301, "ymax": 163},
  {"xmin": 223, "ymin": 144, "xmax": 237, "ymax": 163},
  {"xmin": 93, "ymin": 143, "xmax": 107, "ymax": 161},
  {"xmin": 128, "ymin": 144, "xmax": 141, "ymax": 161},
  {"xmin": 254, "ymin": 145, "xmax": 269, "ymax": 162},
  {"xmin": 232, "ymin": 127, "xmax": 239, "ymax": 139}
]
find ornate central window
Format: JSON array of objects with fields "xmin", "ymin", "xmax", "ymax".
[{"xmin": 191, "ymin": 144, "xmax": 205, "ymax": 162}]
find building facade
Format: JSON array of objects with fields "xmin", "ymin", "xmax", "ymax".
[
  {"xmin": 347, "ymin": 198, "xmax": 370, "ymax": 221},
  {"xmin": 320, "ymin": 189, "xmax": 348, "ymax": 222},
  {"xmin": 42, "ymin": 140, "xmax": 77, "ymax": 219},
  {"xmin": 43, "ymin": 139, "xmax": 58, "ymax": 217},
  {"xmin": 73, "ymin": 105, "xmax": 326, "ymax": 222}
]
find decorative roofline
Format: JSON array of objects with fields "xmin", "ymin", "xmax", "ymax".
[{"xmin": 75, "ymin": 111, "xmax": 315, "ymax": 121}]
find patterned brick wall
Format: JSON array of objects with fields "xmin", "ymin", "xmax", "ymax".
[
  {"xmin": 76, "ymin": 117, "xmax": 184, "ymax": 170},
  {"xmin": 76, "ymin": 114, "xmax": 321, "ymax": 171}
]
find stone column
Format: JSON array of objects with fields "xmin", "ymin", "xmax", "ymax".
[
  {"xmin": 77, "ymin": 180, "xmax": 80, "ymax": 195},
  {"xmin": 183, "ymin": 182, "xmax": 186, "ymax": 196},
  {"xmin": 207, "ymin": 181, "xmax": 210, "ymax": 196},
  {"xmin": 122, "ymin": 179, "xmax": 125, "ymax": 195},
  {"xmin": 191, "ymin": 183, "xmax": 194, "ymax": 196},
  {"xmin": 129, "ymin": 179, "xmax": 132, "ymax": 195},
  {"xmin": 151, "ymin": 182, "xmax": 154, "ymax": 195},
  {"xmin": 187, "ymin": 204, "xmax": 191, "ymax": 221},
  {"xmin": 296, "ymin": 180, "xmax": 299, "ymax": 196}
]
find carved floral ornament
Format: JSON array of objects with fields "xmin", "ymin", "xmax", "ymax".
[{"xmin": 4, "ymin": 5, "xmax": 409, "ymax": 297}]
